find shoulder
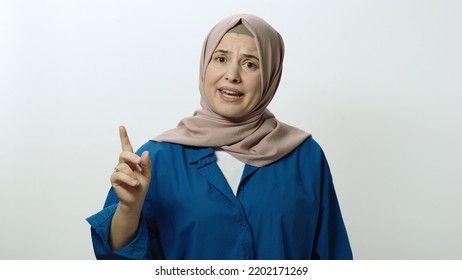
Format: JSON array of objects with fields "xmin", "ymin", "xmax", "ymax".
[
  {"xmin": 135, "ymin": 141, "xmax": 188, "ymax": 158},
  {"xmin": 135, "ymin": 141, "xmax": 214, "ymax": 163},
  {"xmin": 292, "ymin": 136, "xmax": 326, "ymax": 159},
  {"xmin": 275, "ymin": 136, "xmax": 330, "ymax": 171},
  {"xmin": 136, "ymin": 140, "xmax": 184, "ymax": 154}
]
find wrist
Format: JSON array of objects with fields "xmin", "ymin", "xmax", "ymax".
[{"xmin": 116, "ymin": 202, "xmax": 142, "ymax": 218}]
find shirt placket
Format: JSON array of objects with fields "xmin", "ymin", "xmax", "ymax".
[{"xmin": 195, "ymin": 153, "xmax": 257, "ymax": 259}]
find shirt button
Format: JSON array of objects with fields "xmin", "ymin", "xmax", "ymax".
[{"xmin": 241, "ymin": 220, "xmax": 247, "ymax": 226}]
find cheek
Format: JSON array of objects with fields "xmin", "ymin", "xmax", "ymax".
[
  {"xmin": 248, "ymin": 78, "xmax": 262, "ymax": 110},
  {"xmin": 203, "ymin": 70, "xmax": 220, "ymax": 103},
  {"xmin": 246, "ymin": 82, "xmax": 261, "ymax": 110},
  {"xmin": 249, "ymin": 75, "xmax": 262, "ymax": 98},
  {"xmin": 204, "ymin": 66, "xmax": 221, "ymax": 87}
]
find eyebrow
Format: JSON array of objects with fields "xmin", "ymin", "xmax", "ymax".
[{"xmin": 214, "ymin": 49, "xmax": 260, "ymax": 61}]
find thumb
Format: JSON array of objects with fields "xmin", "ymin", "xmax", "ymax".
[{"xmin": 140, "ymin": 151, "xmax": 152, "ymax": 179}]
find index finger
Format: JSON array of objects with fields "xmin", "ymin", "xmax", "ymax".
[{"xmin": 119, "ymin": 125, "xmax": 134, "ymax": 153}]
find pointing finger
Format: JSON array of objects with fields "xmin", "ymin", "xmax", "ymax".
[{"xmin": 119, "ymin": 125, "xmax": 134, "ymax": 153}]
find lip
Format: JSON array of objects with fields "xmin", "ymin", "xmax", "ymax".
[{"xmin": 218, "ymin": 87, "xmax": 244, "ymax": 102}]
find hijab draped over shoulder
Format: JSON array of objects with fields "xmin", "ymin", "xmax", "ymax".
[{"xmin": 155, "ymin": 14, "xmax": 310, "ymax": 167}]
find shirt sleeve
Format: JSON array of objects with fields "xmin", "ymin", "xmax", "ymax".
[
  {"xmin": 312, "ymin": 150, "xmax": 353, "ymax": 260},
  {"xmin": 86, "ymin": 202, "xmax": 152, "ymax": 260},
  {"xmin": 87, "ymin": 141, "xmax": 165, "ymax": 260}
]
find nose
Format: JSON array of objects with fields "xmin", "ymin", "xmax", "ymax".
[{"xmin": 225, "ymin": 64, "xmax": 241, "ymax": 83}]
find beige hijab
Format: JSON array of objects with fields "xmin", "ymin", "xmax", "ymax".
[{"xmin": 155, "ymin": 14, "xmax": 310, "ymax": 167}]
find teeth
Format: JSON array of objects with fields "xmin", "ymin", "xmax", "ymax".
[{"xmin": 222, "ymin": 89, "xmax": 241, "ymax": 96}]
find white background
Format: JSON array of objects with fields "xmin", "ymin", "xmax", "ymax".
[{"xmin": 0, "ymin": 0, "xmax": 461, "ymax": 259}]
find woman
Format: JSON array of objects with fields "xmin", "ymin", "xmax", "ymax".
[{"xmin": 87, "ymin": 14, "xmax": 352, "ymax": 260}]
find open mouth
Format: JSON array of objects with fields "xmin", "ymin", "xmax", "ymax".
[{"xmin": 219, "ymin": 88, "xmax": 244, "ymax": 101}]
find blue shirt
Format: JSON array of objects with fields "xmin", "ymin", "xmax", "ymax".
[{"xmin": 87, "ymin": 136, "xmax": 352, "ymax": 259}]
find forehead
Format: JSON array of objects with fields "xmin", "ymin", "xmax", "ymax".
[{"xmin": 215, "ymin": 33, "xmax": 258, "ymax": 54}]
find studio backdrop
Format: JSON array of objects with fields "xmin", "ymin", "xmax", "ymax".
[{"xmin": 0, "ymin": 0, "xmax": 461, "ymax": 259}]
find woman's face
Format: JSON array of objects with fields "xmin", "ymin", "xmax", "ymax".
[{"xmin": 204, "ymin": 32, "xmax": 261, "ymax": 119}]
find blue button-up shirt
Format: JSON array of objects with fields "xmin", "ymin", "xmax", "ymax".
[{"xmin": 87, "ymin": 137, "xmax": 352, "ymax": 259}]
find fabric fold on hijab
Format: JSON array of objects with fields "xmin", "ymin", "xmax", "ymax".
[{"xmin": 154, "ymin": 14, "xmax": 310, "ymax": 167}]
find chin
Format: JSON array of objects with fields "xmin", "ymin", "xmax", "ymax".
[
  {"xmin": 220, "ymin": 113, "xmax": 242, "ymax": 119},
  {"xmin": 216, "ymin": 110, "xmax": 245, "ymax": 119}
]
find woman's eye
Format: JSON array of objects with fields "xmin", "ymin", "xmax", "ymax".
[
  {"xmin": 215, "ymin": 57, "xmax": 226, "ymax": 63},
  {"xmin": 244, "ymin": 62, "xmax": 257, "ymax": 69}
]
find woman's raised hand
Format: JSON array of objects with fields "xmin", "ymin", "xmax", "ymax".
[{"xmin": 110, "ymin": 126, "xmax": 152, "ymax": 212}]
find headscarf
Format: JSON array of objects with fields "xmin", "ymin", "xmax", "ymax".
[{"xmin": 155, "ymin": 14, "xmax": 310, "ymax": 167}]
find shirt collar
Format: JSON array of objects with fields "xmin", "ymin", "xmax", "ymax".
[{"xmin": 185, "ymin": 146, "xmax": 216, "ymax": 167}]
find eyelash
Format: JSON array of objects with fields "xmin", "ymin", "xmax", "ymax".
[
  {"xmin": 244, "ymin": 62, "xmax": 257, "ymax": 69},
  {"xmin": 214, "ymin": 56, "xmax": 258, "ymax": 69},
  {"xmin": 215, "ymin": 56, "xmax": 226, "ymax": 63}
]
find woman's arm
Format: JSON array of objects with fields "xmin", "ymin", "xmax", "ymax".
[{"xmin": 108, "ymin": 126, "xmax": 152, "ymax": 250}]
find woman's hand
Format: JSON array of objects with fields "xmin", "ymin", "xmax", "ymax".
[
  {"xmin": 110, "ymin": 126, "xmax": 152, "ymax": 212},
  {"xmin": 109, "ymin": 126, "xmax": 152, "ymax": 250}
]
